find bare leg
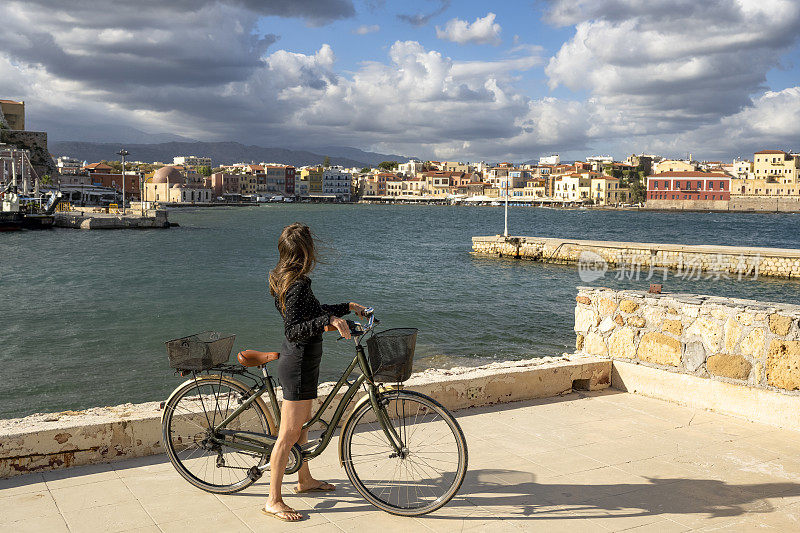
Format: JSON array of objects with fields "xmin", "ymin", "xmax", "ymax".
[
  {"xmin": 264, "ymin": 399, "xmax": 311, "ymax": 521},
  {"xmin": 295, "ymin": 422, "xmax": 335, "ymax": 492}
]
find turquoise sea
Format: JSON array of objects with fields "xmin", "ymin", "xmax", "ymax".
[{"xmin": 2, "ymin": 205, "xmax": 800, "ymax": 419}]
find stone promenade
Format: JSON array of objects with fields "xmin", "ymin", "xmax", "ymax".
[{"xmin": 3, "ymin": 389, "xmax": 800, "ymax": 532}]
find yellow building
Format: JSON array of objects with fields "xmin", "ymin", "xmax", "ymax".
[
  {"xmin": 0, "ymin": 99, "xmax": 24, "ymax": 130},
  {"xmin": 653, "ymin": 159, "xmax": 696, "ymax": 173},
  {"xmin": 523, "ymin": 179, "xmax": 546, "ymax": 198},
  {"xmin": 301, "ymin": 167, "xmax": 323, "ymax": 194},
  {"xmin": 441, "ymin": 161, "xmax": 470, "ymax": 173},
  {"xmin": 554, "ymin": 174, "xmax": 592, "ymax": 202},
  {"xmin": 731, "ymin": 178, "xmax": 800, "ymax": 196},
  {"xmin": 752, "ymin": 150, "xmax": 800, "ymax": 184},
  {"xmin": 590, "ymin": 176, "xmax": 629, "ymax": 205}
]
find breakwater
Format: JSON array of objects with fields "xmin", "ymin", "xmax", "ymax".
[
  {"xmin": 54, "ymin": 210, "xmax": 169, "ymax": 229},
  {"xmin": 472, "ymin": 235, "xmax": 800, "ymax": 278}
]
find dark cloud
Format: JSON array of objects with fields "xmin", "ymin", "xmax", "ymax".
[{"xmin": 397, "ymin": 0, "xmax": 450, "ymax": 26}]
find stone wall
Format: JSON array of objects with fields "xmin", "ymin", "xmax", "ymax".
[
  {"xmin": 0, "ymin": 130, "xmax": 57, "ymax": 178},
  {"xmin": 472, "ymin": 235, "xmax": 800, "ymax": 278},
  {"xmin": 575, "ymin": 286, "xmax": 800, "ymax": 393},
  {"xmin": 729, "ymin": 196, "xmax": 800, "ymax": 213}
]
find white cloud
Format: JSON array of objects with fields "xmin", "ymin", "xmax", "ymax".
[
  {"xmin": 352, "ymin": 24, "xmax": 379, "ymax": 35},
  {"xmin": 436, "ymin": 13, "xmax": 501, "ymax": 46},
  {"xmin": 545, "ymin": 0, "xmax": 800, "ymax": 137}
]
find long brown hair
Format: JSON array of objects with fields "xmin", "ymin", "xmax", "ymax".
[{"xmin": 269, "ymin": 223, "xmax": 318, "ymax": 312}]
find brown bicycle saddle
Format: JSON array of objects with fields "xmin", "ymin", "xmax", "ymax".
[{"xmin": 237, "ymin": 350, "xmax": 280, "ymax": 367}]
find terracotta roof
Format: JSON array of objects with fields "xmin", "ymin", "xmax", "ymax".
[
  {"xmin": 0, "ymin": 99, "xmax": 22, "ymax": 104},
  {"xmin": 754, "ymin": 150, "xmax": 787, "ymax": 155}
]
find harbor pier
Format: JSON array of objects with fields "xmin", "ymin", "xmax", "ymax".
[
  {"xmin": 472, "ymin": 235, "xmax": 800, "ymax": 278},
  {"xmin": 54, "ymin": 209, "xmax": 170, "ymax": 229}
]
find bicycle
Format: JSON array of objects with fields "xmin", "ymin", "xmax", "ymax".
[{"xmin": 160, "ymin": 309, "xmax": 468, "ymax": 516}]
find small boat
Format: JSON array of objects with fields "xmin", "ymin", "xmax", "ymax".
[{"xmin": 0, "ymin": 186, "xmax": 23, "ymax": 231}]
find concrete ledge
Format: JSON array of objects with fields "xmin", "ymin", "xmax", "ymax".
[
  {"xmin": 612, "ymin": 359, "xmax": 800, "ymax": 431},
  {"xmin": 0, "ymin": 355, "xmax": 610, "ymax": 478}
]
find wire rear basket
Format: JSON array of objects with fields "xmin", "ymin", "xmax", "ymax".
[
  {"xmin": 366, "ymin": 328, "xmax": 418, "ymax": 382},
  {"xmin": 166, "ymin": 331, "xmax": 235, "ymax": 371}
]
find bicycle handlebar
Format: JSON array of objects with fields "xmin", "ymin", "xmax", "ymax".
[{"xmin": 323, "ymin": 307, "xmax": 378, "ymax": 338}]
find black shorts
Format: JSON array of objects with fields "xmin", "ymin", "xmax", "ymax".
[{"xmin": 277, "ymin": 338, "xmax": 323, "ymax": 401}]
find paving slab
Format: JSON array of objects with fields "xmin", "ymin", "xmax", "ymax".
[{"xmin": 2, "ymin": 389, "xmax": 800, "ymax": 531}]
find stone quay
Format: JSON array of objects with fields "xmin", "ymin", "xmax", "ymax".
[{"xmin": 472, "ymin": 235, "xmax": 800, "ymax": 278}]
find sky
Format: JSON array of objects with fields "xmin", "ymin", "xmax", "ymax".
[{"xmin": 1, "ymin": 0, "xmax": 800, "ymax": 162}]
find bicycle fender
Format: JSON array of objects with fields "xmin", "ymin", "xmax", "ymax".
[{"xmin": 338, "ymin": 393, "xmax": 373, "ymax": 467}]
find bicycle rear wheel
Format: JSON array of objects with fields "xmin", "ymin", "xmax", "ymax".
[
  {"xmin": 161, "ymin": 375, "xmax": 274, "ymax": 494},
  {"xmin": 341, "ymin": 389, "xmax": 468, "ymax": 516}
]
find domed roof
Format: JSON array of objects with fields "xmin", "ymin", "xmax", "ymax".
[
  {"xmin": 152, "ymin": 166, "xmax": 184, "ymax": 185},
  {"xmin": 172, "ymin": 183, "xmax": 182, "ymax": 188}
]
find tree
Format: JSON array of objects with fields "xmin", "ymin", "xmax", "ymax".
[
  {"xmin": 360, "ymin": 166, "xmax": 371, "ymax": 173},
  {"xmin": 377, "ymin": 161, "xmax": 398, "ymax": 171},
  {"xmin": 40, "ymin": 174, "xmax": 52, "ymax": 186},
  {"xmin": 629, "ymin": 180, "xmax": 646, "ymax": 204},
  {"xmin": 197, "ymin": 165, "xmax": 212, "ymax": 177},
  {"xmin": 323, "ymin": 156, "xmax": 331, "ymax": 168}
]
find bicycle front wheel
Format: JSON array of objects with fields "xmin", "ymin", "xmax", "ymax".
[
  {"xmin": 161, "ymin": 375, "xmax": 275, "ymax": 494},
  {"xmin": 341, "ymin": 389, "xmax": 468, "ymax": 516}
]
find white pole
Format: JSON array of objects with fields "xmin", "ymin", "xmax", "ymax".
[
  {"xmin": 504, "ymin": 174, "xmax": 509, "ymax": 237},
  {"xmin": 121, "ymin": 152, "xmax": 126, "ymax": 214}
]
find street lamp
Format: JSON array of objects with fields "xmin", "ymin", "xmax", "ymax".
[{"xmin": 117, "ymin": 149, "xmax": 129, "ymax": 214}]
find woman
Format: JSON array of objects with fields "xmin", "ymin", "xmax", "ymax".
[{"xmin": 259, "ymin": 222, "xmax": 366, "ymax": 522}]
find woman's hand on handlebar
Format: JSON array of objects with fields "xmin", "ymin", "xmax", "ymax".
[
  {"xmin": 349, "ymin": 302, "xmax": 368, "ymax": 318},
  {"xmin": 330, "ymin": 315, "xmax": 351, "ymax": 339}
]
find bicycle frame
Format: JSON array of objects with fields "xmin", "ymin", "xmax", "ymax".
[{"xmin": 207, "ymin": 335, "xmax": 405, "ymax": 465}]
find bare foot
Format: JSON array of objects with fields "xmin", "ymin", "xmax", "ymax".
[
  {"xmin": 296, "ymin": 479, "xmax": 335, "ymax": 493},
  {"xmin": 263, "ymin": 501, "xmax": 303, "ymax": 522}
]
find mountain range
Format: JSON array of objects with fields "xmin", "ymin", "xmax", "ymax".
[{"xmin": 49, "ymin": 141, "xmax": 412, "ymax": 169}]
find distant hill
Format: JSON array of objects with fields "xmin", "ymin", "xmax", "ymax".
[
  {"xmin": 314, "ymin": 146, "xmax": 414, "ymax": 166},
  {"xmin": 49, "ymin": 141, "xmax": 405, "ymax": 168}
]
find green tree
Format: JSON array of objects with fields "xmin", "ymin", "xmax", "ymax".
[
  {"xmin": 323, "ymin": 156, "xmax": 331, "ymax": 168},
  {"xmin": 360, "ymin": 166, "xmax": 371, "ymax": 173},
  {"xmin": 377, "ymin": 160, "xmax": 398, "ymax": 171},
  {"xmin": 197, "ymin": 165, "xmax": 212, "ymax": 177},
  {"xmin": 40, "ymin": 174, "xmax": 52, "ymax": 186},
  {"xmin": 629, "ymin": 180, "xmax": 646, "ymax": 204}
]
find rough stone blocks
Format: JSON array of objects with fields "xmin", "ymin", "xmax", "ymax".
[
  {"xmin": 707, "ymin": 354, "xmax": 752, "ymax": 380},
  {"xmin": 767, "ymin": 340, "xmax": 800, "ymax": 390},
  {"xmin": 638, "ymin": 332, "xmax": 681, "ymax": 366}
]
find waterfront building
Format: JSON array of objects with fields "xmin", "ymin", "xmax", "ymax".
[
  {"xmin": 300, "ymin": 167, "xmax": 323, "ymax": 194},
  {"xmin": 625, "ymin": 154, "xmax": 662, "ymax": 175},
  {"xmin": 0, "ymin": 99, "xmax": 25, "ymax": 130},
  {"xmin": 322, "ymin": 167, "xmax": 351, "ymax": 201},
  {"xmin": 752, "ymin": 150, "xmax": 799, "ymax": 183},
  {"xmin": 554, "ymin": 174, "xmax": 592, "ymax": 202},
  {"xmin": 590, "ymin": 176, "xmax": 629, "ymax": 205},
  {"xmin": 731, "ymin": 178, "xmax": 799, "ymax": 196},
  {"xmin": 90, "ymin": 171, "xmax": 142, "ymax": 200},
  {"xmin": 173, "ymin": 155, "xmax": 212, "ymax": 167},
  {"xmin": 653, "ymin": 159, "xmax": 697, "ymax": 173},
  {"xmin": 264, "ymin": 165, "xmax": 295, "ymax": 196},
  {"xmin": 209, "ymin": 172, "xmax": 241, "ymax": 196},
  {"xmin": 523, "ymin": 179, "xmax": 546, "ymax": 198},
  {"xmin": 646, "ymin": 171, "xmax": 730, "ymax": 209},
  {"xmin": 144, "ymin": 165, "xmax": 213, "ymax": 204}
]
